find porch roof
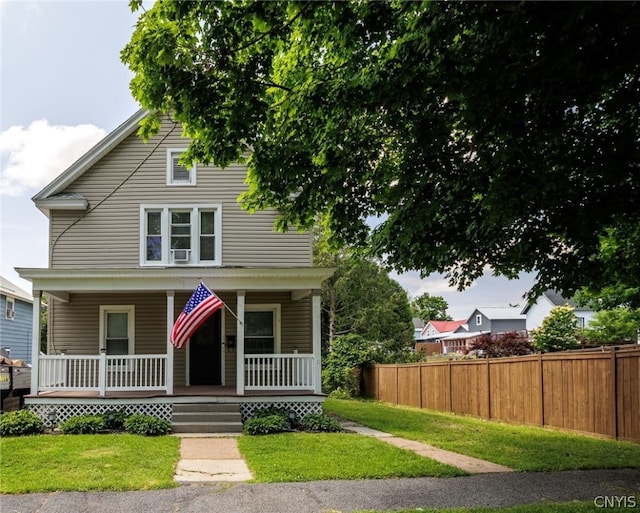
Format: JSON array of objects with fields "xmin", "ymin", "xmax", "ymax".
[{"xmin": 16, "ymin": 267, "xmax": 335, "ymax": 302}]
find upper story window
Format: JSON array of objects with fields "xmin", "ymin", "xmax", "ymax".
[
  {"xmin": 140, "ymin": 204, "xmax": 221, "ymax": 266},
  {"xmin": 167, "ymin": 149, "xmax": 196, "ymax": 186},
  {"xmin": 475, "ymin": 314, "xmax": 482, "ymax": 326},
  {"xmin": 5, "ymin": 297, "xmax": 15, "ymax": 320}
]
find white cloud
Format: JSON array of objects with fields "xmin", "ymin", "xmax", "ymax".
[{"xmin": 0, "ymin": 120, "xmax": 105, "ymax": 196}]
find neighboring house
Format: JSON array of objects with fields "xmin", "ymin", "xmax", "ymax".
[
  {"xmin": 521, "ymin": 289, "xmax": 595, "ymax": 331},
  {"xmin": 412, "ymin": 317, "xmax": 425, "ymax": 341},
  {"xmin": 419, "ymin": 320, "xmax": 467, "ymax": 341},
  {"xmin": 17, "ymin": 110, "xmax": 335, "ymax": 427},
  {"xmin": 437, "ymin": 307, "xmax": 526, "ymax": 354},
  {"xmin": 464, "ymin": 307, "xmax": 526, "ymax": 334},
  {"xmin": 0, "ymin": 277, "xmax": 33, "ymax": 363}
]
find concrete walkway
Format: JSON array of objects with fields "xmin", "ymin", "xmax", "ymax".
[
  {"xmin": 174, "ymin": 434, "xmax": 252, "ymax": 482},
  {"xmin": 172, "ymin": 420, "xmax": 511, "ymax": 484},
  {"xmin": 341, "ymin": 421, "xmax": 513, "ymax": 474}
]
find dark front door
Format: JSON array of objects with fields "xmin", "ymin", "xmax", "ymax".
[{"xmin": 189, "ymin": 310, "xmax": 222, "ymax": 386}]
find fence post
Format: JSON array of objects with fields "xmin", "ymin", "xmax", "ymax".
[
  {"xmin": 486, "ymin": 358, "xmax": 491, "ymax": 420},
  {"xmin": 610, "ymin": 347, "xmax": 618, "ymax": 439},
  {"xmin": 447, "ymin": 359, "xmax": 452, "ymax": 412},
  {"xmin": 538, "ymin": 353, "xmax": 544, "ymax": 427}
]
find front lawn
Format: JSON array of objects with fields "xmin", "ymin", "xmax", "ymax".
[
  {"xmin": 238, "ymin": 432, "xmax": 464, "ymax": 482},
  {"xmin": 0, "ymin": 434, "xmax": 180, "ymax": 494},
  {"xmin": 324, "ymin": 398, "xmax": 640, "ymax": 472}
]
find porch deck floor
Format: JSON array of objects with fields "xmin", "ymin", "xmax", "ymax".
[{"xmin": 26, "ymin": 386, "xmax": 321, "ymax": 400}]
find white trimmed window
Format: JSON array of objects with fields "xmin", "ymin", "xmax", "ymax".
[
  {"xmin": 99, "ymin": 306, "xmax": 135, "ymax": 355},
  {"xmin": 475, "ymin": 314, "xmax": 482, "ymax": 326},
  {"xmin": 141, "ymin": 204, "xmax": 221, "ymax": 266},
  {"xmin": 5, "ymin": 297, "xmax": 15, "ymax": 320},
  {"xmin": 245, "ymin": 304, "xmax": 281, "ymax": 354},
  {"xmin": 167, "ymin": 149, "xmax": 196, "ymax": 185}
]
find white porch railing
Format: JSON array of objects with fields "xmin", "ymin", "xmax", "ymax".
[
  {"xmin": 38, "ymin": 354, "xmax": 168, "ymax": 396},
  {"xmin": 244, "ymin": 354, "xmax": 315, "ymax": 390}
]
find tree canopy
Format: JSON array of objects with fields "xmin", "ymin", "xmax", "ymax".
[
  {"xmin": 123, "ymin": 1, "xmax": 640, "ymax": 304},
  {"xmin": 410, "ymin": 293, "xmax": 452, "ymax": 322}
]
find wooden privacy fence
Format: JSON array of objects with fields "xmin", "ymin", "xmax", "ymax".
[{"xmin": 362, "ymin": 345, "xmax": 640, "ymax": 442}]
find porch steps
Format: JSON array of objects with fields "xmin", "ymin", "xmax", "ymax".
[{"xmin": 171, "ymin": 403, "xmax": 243, "ymax": 434}]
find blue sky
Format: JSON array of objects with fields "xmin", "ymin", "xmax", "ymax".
[{"xmin": 0, "ymin": 0, "xmax": 535, "ymax": 320}]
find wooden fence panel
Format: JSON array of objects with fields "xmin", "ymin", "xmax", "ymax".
[
  {"xmin": 361, "ymin": 346, "xmax": 640, "ymax": 442},
  {"xmin": 421, "ymin": 362, "xmax": 450, "ymax": 412},
  {"xmin": 542, "ymin": 353, "xmax": 615, "ymax": 437},
  {"xmin": 450, "ymin": 361, "xmax": 489, "ymax": 418},
  {"xmin": 397, "ymin": 365, "xmax": 421, "ymax": 407},
  {"xmin": 489, "ymin": 356, "xmax": 541, "ymax": 425},
  {"xmin": 617, "ymin": 349, "xmax": 640, "ymax": 441},
  {"xmin": 377, "ymin": 365, "xmax": 399, "ymax": 405}
]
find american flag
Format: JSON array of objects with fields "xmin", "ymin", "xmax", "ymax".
[{"xmin": 171, "ymin": 283, "xmax": 224, "ymax": 349}]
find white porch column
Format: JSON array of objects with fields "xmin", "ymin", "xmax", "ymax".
[
  {"xmin": 312, "ymin": 290, "xmax": 322, "ymax": 394},
  {"xmin": 236, "ymin": 290, "xmax": 245, "ymax": 395},
  {"xmin": 30, "ymin": 290, "xmax": 42, "ymax": 394},
  {"xmin": 166, "ymin": 290, "xmax": 175, "ymax": 395}
]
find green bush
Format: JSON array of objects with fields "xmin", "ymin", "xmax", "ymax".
[
  {"xmin": 243, "ymin": 414, "xmax": 290, "ymax": 435},
  {"xmin": 124, "ymin": 414, "xmax": 171, "ymax": 436},
  {"xmin": 101, "ymin": 409, "xmax": 128, "ymax": 431},
  {"xmin": 532, "ymin": 305, "xmax": 580, "ymax": 353},
  {"xmin": 59, "ymin": 415, "xmax": 105, "ymax": 434},
  {"xmin": 300, "ymin": 413, "xmax": 342, "ymax": 432},
  {"xmin": 322, "ymin": 334, "xmax": 375, "ymax": 396},
  {"xmin": 0, "ymin": 409, "xmax": 45, "ymax": 436}
]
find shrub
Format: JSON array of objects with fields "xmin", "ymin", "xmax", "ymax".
[
  {"xmin": 468, "ymin": 331, "xmax": 533, "ymax": 358},
  {"xmin": 101, "ymin": 409, "xmax": 129, "ymax": 431},
  {"xmin": 322, "ymin": 334, "xmax": 375, "ymax": 396},
  {"xmin": 0, "ymin": 409, "xmax": 45, "ymax": 436},
  {"xmin": 124, "ymin": 414, "xmax": 171, "ymax": 436},
  {"xmin": 532, "ymin": 305, "xmax": 580, "ymax": 353},
  {"xmin": 244, "ymin": 414, "xmax": 290, "ymax": 435},
  {"xmin": 59, "ymin": 415, "xmax": 105, "ymax": 434},
  {"xmin": 300, "ymin": 413, "xmax": 342, "ymax": 432}
]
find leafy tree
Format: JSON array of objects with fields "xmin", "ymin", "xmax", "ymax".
[
  {"xmin": 319, "ymin": 253, "xmax": 414, "ymax": 356},
  {"xmin": 122, "ymin": 1, "xmax": 640, "ymax": 304},
  {"xmin": 583, "ymin": 308, "xmax": 640, "ymax": 345},
  {"xmin": 410, "ymin": 293, "xmax": 452, "ymax": 322},
  {"xmin": 531, "ymin": 306, "xmax": 580, "ymax": 353}
]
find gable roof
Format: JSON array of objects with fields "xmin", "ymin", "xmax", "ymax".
[
  {"xmin": 429, "ymin": 320, "xmax": 466, "ymax": 333},
  {"xmin": 32, "ymin": 109, "xmax": 148, "ymax": 213},
  {"xmin": 0, "ymin": 276, "xmax": 33, "ymax": 303},
  {"xmin": 521, "ymin": 289, "xmax": 592, "ymax": 314},
  {"xmin": 474, "ymin": 307, "xmax": 525, "ymax": 320}
]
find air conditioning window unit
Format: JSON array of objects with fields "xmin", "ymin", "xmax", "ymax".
[
  {"xmin": 6, "ymin": 309, "xmax": 15, "ymax": 319},
  {"xmin": 171, "ymin": 249, "xmax": 191, "ymax": 263}
]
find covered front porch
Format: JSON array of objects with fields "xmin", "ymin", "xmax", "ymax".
[{"xmin": 18, "ymin": 267, "xmax": 334, "ymax": 399}]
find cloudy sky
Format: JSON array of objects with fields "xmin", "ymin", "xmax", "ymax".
[{"xmin": 0, "ymin": 0, "xmax": 535, "ymax": 321}]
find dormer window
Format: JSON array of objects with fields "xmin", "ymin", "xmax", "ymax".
[
  {"xmin": 140, "ymin": 204, "xmax": 221, "ymax": 266},
  {"xmin": 475, "ymin": 314, "xmax": 482, "ymax": 326},
  {"xmin": 167, "ymin": 149, "xmax": 196, "ymax": 186}
]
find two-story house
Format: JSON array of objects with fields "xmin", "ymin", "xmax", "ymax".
[
  {"xmin": 0, "ymin": 276, "xmax": 33, "ymax": 363},
  {"xmin": 17, "ymin": 111, "xmax": 334, "ymax": 429},
  {"xmin": 521, "ymin": 290, "xmax": 595, "ymax": 331}
]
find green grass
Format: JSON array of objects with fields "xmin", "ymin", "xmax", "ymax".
[
  {"xmin": 238, "ymin": 432, "xmax": 464, "ymax": 482},
  {"xmin": 0, "ymin": 434, "xmax": 180, "ymax": 494},
  {"xmin": 356, "ymin": 502, "xmax": 625, "ymax": 512},
  {"xmin": 324, "ymin": 398, "xmax": 640, "ymax": 472}
]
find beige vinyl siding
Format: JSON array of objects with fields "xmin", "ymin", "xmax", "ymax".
[
  {"xmin": 49, "ymin": 117, "xmax": 311, "ymax": 268},
  {"xmin": 49, "ymin": 293, "xmax": 167, "ymax": 355}
]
